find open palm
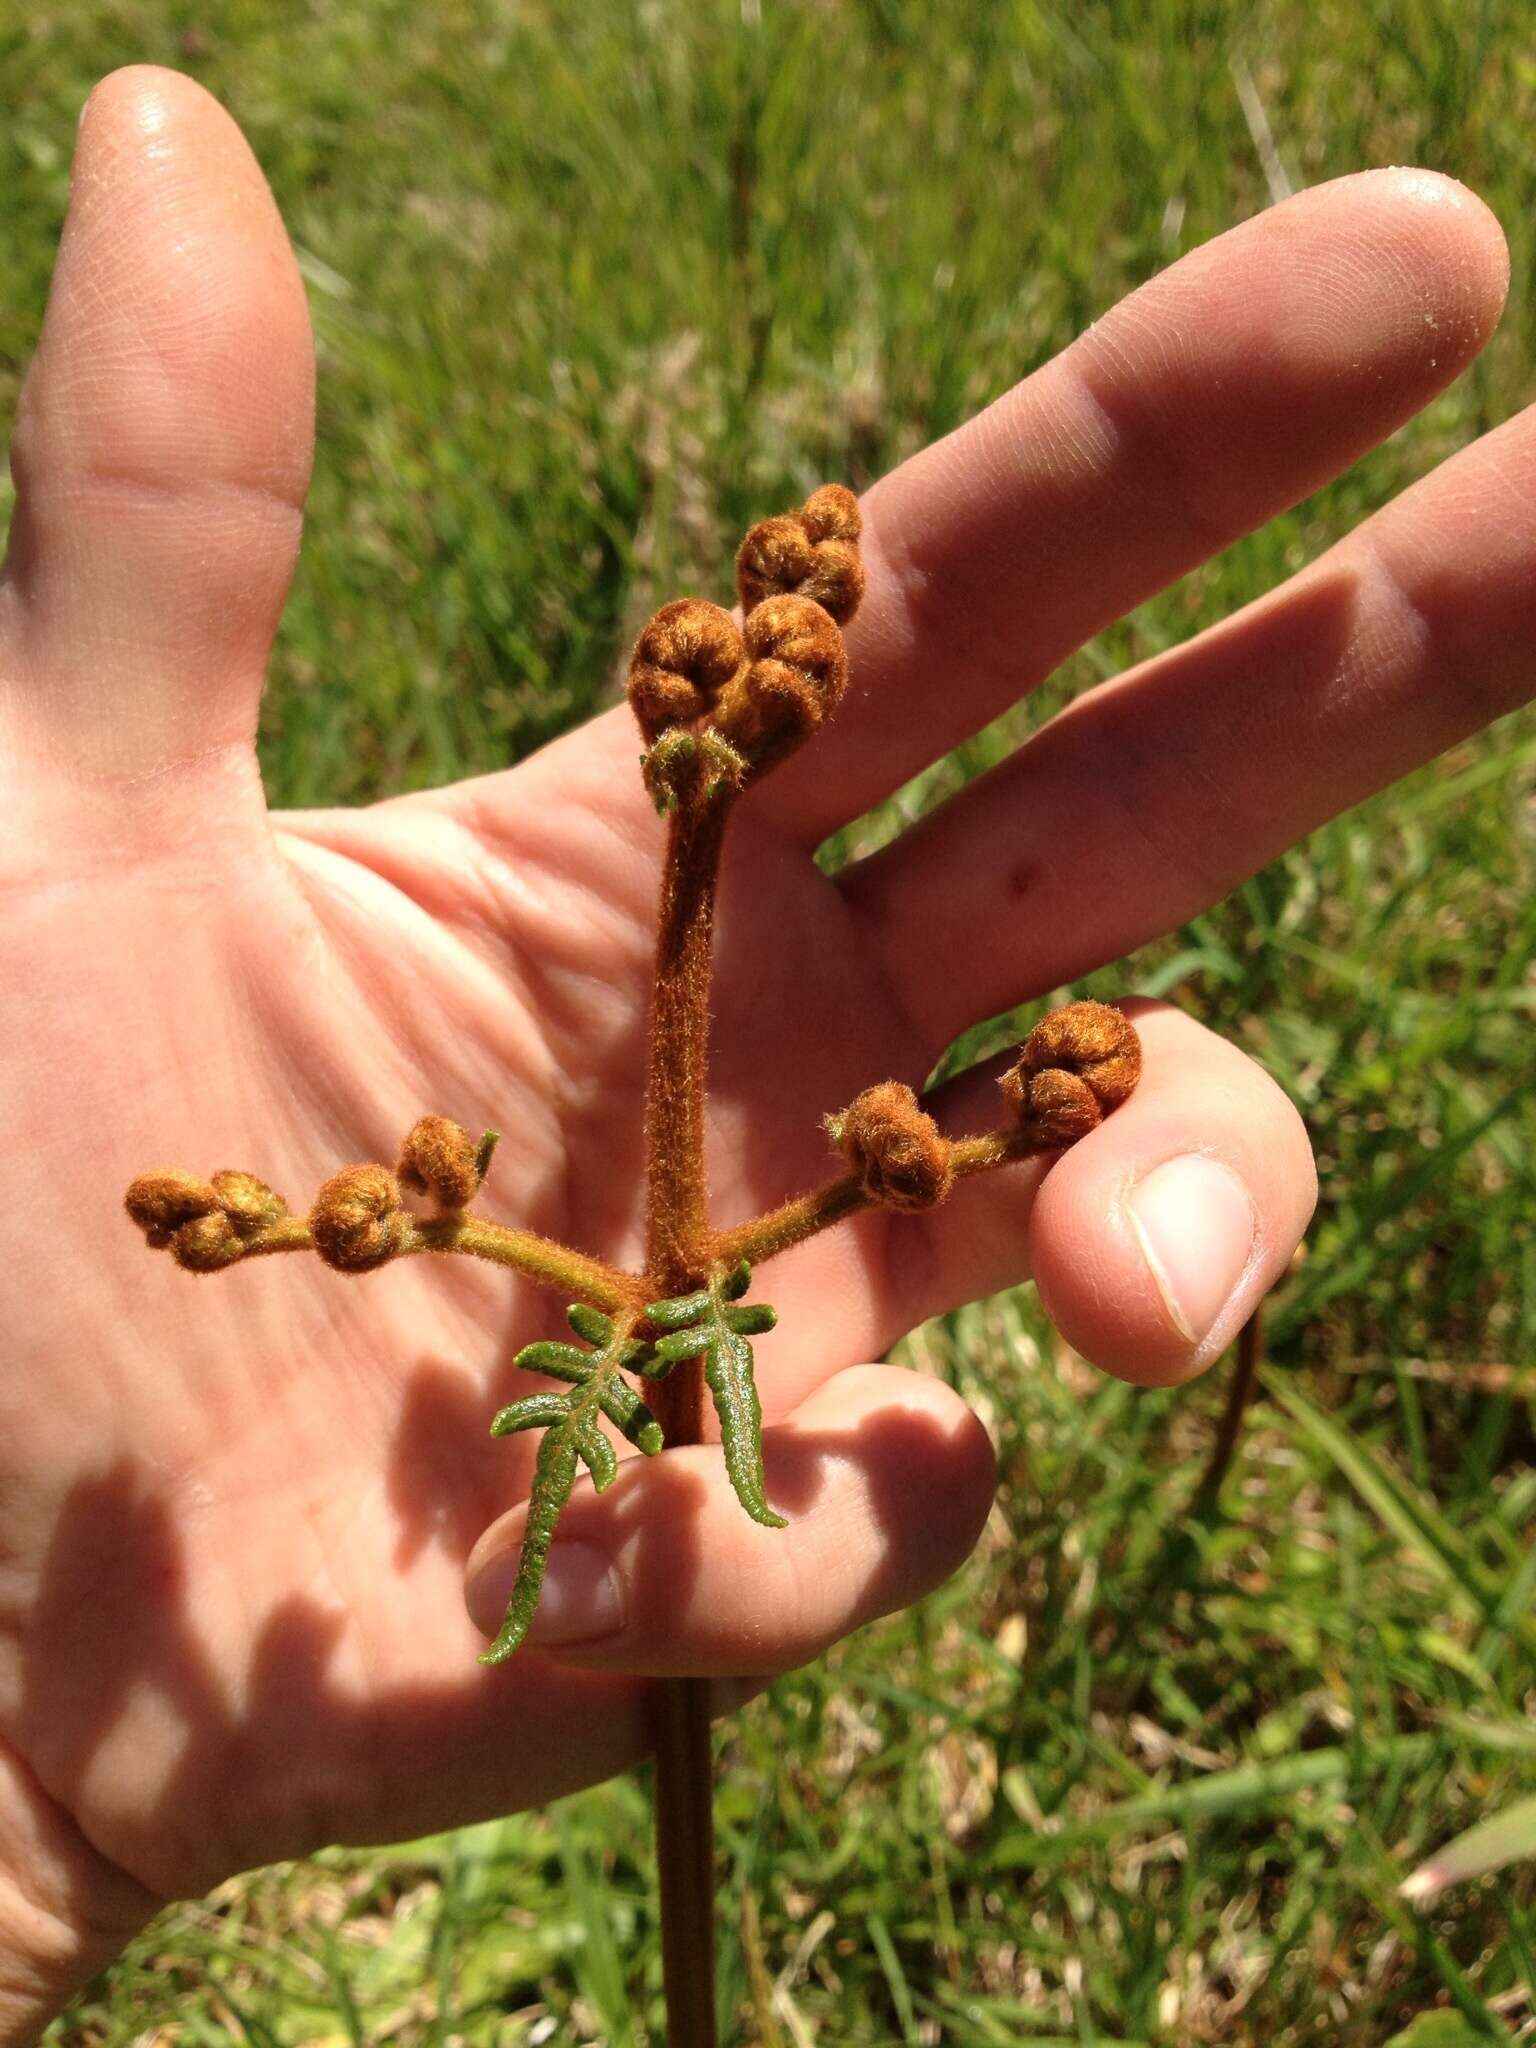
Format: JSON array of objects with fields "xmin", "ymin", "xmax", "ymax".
[{"xmin": 0, "ymin": 67, "xmax": 1526, "ymax": 2025}]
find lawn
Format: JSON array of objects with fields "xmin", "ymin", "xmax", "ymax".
[{"xmin": 4, "ymin": 1, "xmax": 1535, "ymax": 2041}]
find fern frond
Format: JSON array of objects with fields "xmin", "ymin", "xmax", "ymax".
[
  {"xmin": 644, "ymin": 1261, "xmax": 784, "ymax": 1529},
  {"xmin": 481, "ymin": 1305, "xmax": 661, "ymax": 1663}
]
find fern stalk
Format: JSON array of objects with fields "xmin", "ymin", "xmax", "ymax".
[
  {"xmin": 642, "ymin": 779, "xmax": 735, "ymax": 2047},
  {"xmin": 645, "ymin": 789, "xmax": 733, "ymax": 1298}
]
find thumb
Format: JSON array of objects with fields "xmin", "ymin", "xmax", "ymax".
[
  {"xmin": 1021, "ymin": 1000, "xmax": 1316, "ymax": 1386},
  {"xmin": 892, "ymin": 999, "xmax": 1316, "ymax": 1389},
  {"xmin": 463, "ymin": 1365, "xmax": 997, "ymax": 1677},
  {"xmin": 1, "ymin": 67, "xmax": 314, "ymax": 780}
]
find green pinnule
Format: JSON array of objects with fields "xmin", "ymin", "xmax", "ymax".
[{"xmin": 645, "ymin": 1261, "xmax": 783, "ymax": 1530}]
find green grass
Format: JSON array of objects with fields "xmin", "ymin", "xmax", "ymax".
[{"xmin": 4, "ymin": 0, "xmax": 1534, "ymax": 2040}]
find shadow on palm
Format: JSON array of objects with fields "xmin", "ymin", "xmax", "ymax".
[{"xmin": 14, "ymin": 1385, "xmax": 963, "ymax": 1901}]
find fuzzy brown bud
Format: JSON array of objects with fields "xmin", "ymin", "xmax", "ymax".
[
  {"xmin": 800, "ymin": 483, "xmax": 862, "ymax": 544},
  {"xmin": 398, "ymin": 1116, "xmax": 480, "ymax": 1208},
  {"xmin": 626, "ymin": 599, "xmax": 745, "ymax": 743},
  {"xmin": 172, "ymin": 1212, "xmax": 243, "ymax": 1272},
  {"xmin": 310, "ymin": 1164, "xmax": 406, "ymax": 1272},
  {"xmin": 210, "ymin": 1170, "xmax": 288, "ymax": 1236},
  {"xmin": 831, "ymin": 1081, "xmax": 954, "ymax": 1211},
  {"xmin": 124, "ymin": 1171, "xmax": 221, "ymax": 1246},
  {"xmin": 1000, "ymin": 1001, "xmax": 1142, "ymax": 1145},
  {"xmin": 715, "ymin": 594, "xmax": 850, "ymax": 765},
  {"xmin": 737, "ymin": 484, "xmax": 864, "ymax": 624}
]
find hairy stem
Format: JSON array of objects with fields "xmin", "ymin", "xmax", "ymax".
[
  {"xmin": 404, "ymin": 1215, "xmax": 639, "ymax": 1312},
  {"xmin": 228, "ymin": 1216, "xmax": 639, "ymax": 1308},
  {"xmin": 714, "ymin": 1126, "xmax": 1051, "ymax": 1270},
  {"xmin": 641, "ymin": 781, "xmax": 736, "ymax": 2048},
  {"xmin": 645, "ymin": 792, "xmax": 733, "ymax": 1295},
  {"xmin": 236, "ymin": 1219, "xmax": 321, "ymax": 1258},
  {"xmin": 711, "ymin": 1173, "xmax": 868, "ymax": 1269}
]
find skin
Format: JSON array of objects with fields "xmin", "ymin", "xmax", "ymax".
[{"xmin": 0, "ymin": 62, "xmax": 1527, "ymax": 2036}]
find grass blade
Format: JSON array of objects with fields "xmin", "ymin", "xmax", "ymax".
[
  {"xmin": 1402, "ymin": 1795, "xmax": 1536, "ymax": 1904},
  {"xmin": 996, "ymin": 1738, "xmax": 1433, "ymax": 1865},
  {"xmin": 1263, "ymin": 1374, "xmax": 1518, "ymax": 1634}
]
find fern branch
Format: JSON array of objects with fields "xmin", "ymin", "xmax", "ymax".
[
  {"xmin": 481, "ymin": 1305, "xmax": 661, "ymax": 1663},
  {"xmin": 645, "ymin": 1260, "xmax": 783, "ymax": 1529}
]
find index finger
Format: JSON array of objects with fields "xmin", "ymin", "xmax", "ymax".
[{"xmin": 754, "ymin": 169, "xmax": 1507, "ymax": 848}]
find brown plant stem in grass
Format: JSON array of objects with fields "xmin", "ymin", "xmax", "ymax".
[
  {"xmin": 1196, "ymin": 1300, "xmax": 1265, "ymax": 1510},
  {"xmin": 650, "ymin": 1676, "xmax": 719, "ymax": 2048}
]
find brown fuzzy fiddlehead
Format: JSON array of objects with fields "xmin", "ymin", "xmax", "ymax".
[
  {"xmin": 310, "ymin": 1164, "xmax": 407, "ymax": 1272},
  {"xmin": 398, "ymin": 1115, "xmax": 488, "ymax": 1209},
  {"xmin": 714, "ymin": 592, "xmax": 850, "ymax": 772},
  {"xmin": 830, "ymin": 1082, "xmax": 955, "ymax": 1211},
  {"xmin": 1000, "ymin": 999, "xmax": 1142, "ymax": 1144},
  {"xmin": 736, "ymin": 482, "xmax": 865, "ymax": 622},
  {"xmin": 627, "ymin": 486, "xmax": 861, "ymax": 797},
  {"xmin": 124, "ymin": 1171, "xmax": 222, "ymax": 1243},
  {"xmin": 626, "ymin": 598, "xmax": 747, "ymax": 745},
  {"xmin": 125, "ymin": 1168, "xmax": 294, "ymax": 1271}
]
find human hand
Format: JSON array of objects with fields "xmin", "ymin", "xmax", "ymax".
[{"xmin": 0, "ymin": 63, "xmax": 1523, "ymax": 2032}]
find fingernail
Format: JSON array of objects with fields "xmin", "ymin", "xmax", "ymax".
[
  {"xmin": 1129, "ymin": 1156, "xmax": 1256, "ymax": 1346},
  {"xmin": 468, "ymin": 1542, "xmax": 622, "ymax": 1649}
]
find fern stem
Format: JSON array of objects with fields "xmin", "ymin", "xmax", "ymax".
[
  {"xmin": 404, "ymin": 1215, "xmax": 640, "ymax": 1310},
  {"xmin": 1195, "ymin": 1301, "xmax": 1265, "ymax": 1509},
  {"xmin": 237, "ymin": 1218, "xmax": 322, "ymax": 1257},
  {"xmin": 714, "ymin": 1125, "xmax": 1052, "ymax": 1270},
  {"xmin": 652, "ymin": 1675, "xmax": 718, "ymax": 2048},
  {"xmin": 640, "ymin": 776, "xmax": 734, "ymax": 2047},
  {"xmin": 644, "ymin": 792, "xmax": 733, "ymax": 1294},
  {"xmin": 236, "ymin": 1215, "xmax": 638, "ymax": 1309},
  {"xmin": 712, "ymin": 1172, "xmax": 868, "ymax": 1268}
]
